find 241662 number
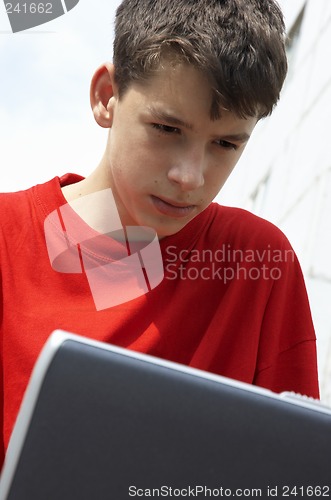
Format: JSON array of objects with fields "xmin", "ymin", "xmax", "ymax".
[
  {"xmin": 5, "ymin": 3, "xmax": 53, "ymax": 14},
  {"xmin": 282, "ymin": 485, "xmax": 330, "ymax": 497}
]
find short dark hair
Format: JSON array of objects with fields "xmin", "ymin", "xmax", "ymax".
[{"xmin": 113, "ymin": 0, "xmax": 288, "ymax": 119}]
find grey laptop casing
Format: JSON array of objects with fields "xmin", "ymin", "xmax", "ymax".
[{"xmin": 0, "ymin": 330, "xmax": 330, "ymax": 499}]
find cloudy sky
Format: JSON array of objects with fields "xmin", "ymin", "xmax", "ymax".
[
  {"xmin": 0, "ymin": 0, "xmax": 122, "ymax": 192},
  {"xmin": 0, "ymin": 0, "xmax": 293, "ymax": 193}
]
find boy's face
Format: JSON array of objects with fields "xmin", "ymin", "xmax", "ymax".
[{"xmin": 98, "ymin": 62, "xmax": 257, "ymax": 238}]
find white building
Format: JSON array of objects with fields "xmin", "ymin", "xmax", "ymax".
[{"xmin": 216, "ymin": 0, "xmax": 331, "ymax": 403}]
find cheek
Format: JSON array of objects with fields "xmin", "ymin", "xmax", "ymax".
[
  {"xmin": 206, "ymin": 163, "xmax": 233, "ymax": 189},
  {"xmin": 115, "ymin": 133, "xmax": 157, "ymax": 171},
  {"xmin": 110, "ymin": 153, "xmax": 153, "ymax": 198}
]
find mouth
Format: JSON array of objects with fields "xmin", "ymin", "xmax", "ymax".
[{"xmin": 151, "ymin": 195, "xmax": 197, "ymax": 218}]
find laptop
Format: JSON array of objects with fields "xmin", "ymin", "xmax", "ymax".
[{"xmin": 0, "ymin": 330, "xmax": 330, "ymax": 499}]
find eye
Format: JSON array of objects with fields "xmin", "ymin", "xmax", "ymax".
[
  {"xmin": 215, "ymin": 139, "xmax": 238, "ymax": 151},
  {"xmin": 152, "ymin": 123, "xmax": 180, "ymax": 135}
]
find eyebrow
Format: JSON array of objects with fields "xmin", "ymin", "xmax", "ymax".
[
  {"xmin": 219, "ymin": 132, "xmax": 251, "ymax": 143},
  {"xmin": 147, "ymin": 105, "xmax": 251, "ymax": 143},
  {"xmin": 147, "ymin": 106, "xmax": 194, "ymax": 131}
]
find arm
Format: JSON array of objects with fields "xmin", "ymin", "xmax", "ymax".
[{"xmin": 253, "ymin": 249, "xmax": 319, "ymax": 398}]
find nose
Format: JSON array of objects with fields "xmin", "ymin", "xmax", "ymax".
[{"xmin": 167, "ymin": 150, "xmax": 205, "ymax": 191}]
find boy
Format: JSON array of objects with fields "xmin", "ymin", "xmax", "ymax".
[{"xmin": 0, "ymin": 0, "xmax": 319, "ymax": 468}]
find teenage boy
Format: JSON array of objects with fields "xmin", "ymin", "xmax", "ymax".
[{"xmin": 0, "ymin": 0, "xmax": 319, "ymax": 468}]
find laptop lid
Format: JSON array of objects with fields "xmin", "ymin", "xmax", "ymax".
[{"xmin": 0, "ymin": 330, "xmax": 330, "ymax": 499}]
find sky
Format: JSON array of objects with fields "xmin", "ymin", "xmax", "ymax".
[
  {"xmin": 0, "ymin": 0, "xmax": 122, "ymax": 192},
  {"xmin": 0, "ymin": 0, "xmax": 293, "ymax": 193}
]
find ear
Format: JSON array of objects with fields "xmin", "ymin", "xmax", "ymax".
[{"xmin": 90, "ymin": 63, "xmax": 118, "ymax": 128}]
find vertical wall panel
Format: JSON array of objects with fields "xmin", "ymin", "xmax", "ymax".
[{"xmin": 215, "ymin": 0, "xmax": 331, "ymax": 403}]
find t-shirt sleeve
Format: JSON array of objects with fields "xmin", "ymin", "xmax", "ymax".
[{"xmin": 253, "ymin": 244, "xmax": 319, "ymax": 398}]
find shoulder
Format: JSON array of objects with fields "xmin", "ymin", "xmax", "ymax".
[
  {"xmin": 0, "ymin": 187, "xmax": 34, "ymax": 221},
  {"xmin": 0, "ymin": 174, "xmax": 82, "ymax": 223},
  {"xmin": 0, "ymin": 176, "xmax": 65, "ymax": 234},
  {"xmin": 208, "ymin": 203, "xmax": 292, "ymax": 250}
]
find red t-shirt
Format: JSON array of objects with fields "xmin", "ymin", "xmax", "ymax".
[{"xmin": 0, "ymin": 174, "xmax": 319, "ymax": 466}]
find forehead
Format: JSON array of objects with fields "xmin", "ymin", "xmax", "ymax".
[
  {"xmin": 125, "ymin": 62, "xmax": 216, "ymax": 122},
  {"xmin": 144, "ymin": 61, "xmax": 214, "ymax": 103},
  {"xmin": 124, "ymin": 62, "xmax": 257, "ymax": 133}
]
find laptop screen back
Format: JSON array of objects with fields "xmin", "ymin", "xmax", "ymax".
[{"xmin": 0, "ymin": 331, "xmax": 330, "ymax": 499}]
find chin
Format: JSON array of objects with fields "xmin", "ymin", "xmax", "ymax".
[{"xmin": 155, "ymin": 220, "xmax": 192, "ymax": 239}]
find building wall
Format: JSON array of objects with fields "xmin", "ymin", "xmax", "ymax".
[{"xmin": 216, "ymin": 0, "xmax": 331, "ymax": 403}]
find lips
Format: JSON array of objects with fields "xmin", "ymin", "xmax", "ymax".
[{"xmin": 151, "ymin": 195, "xmax": 196, "ymax": 218}]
